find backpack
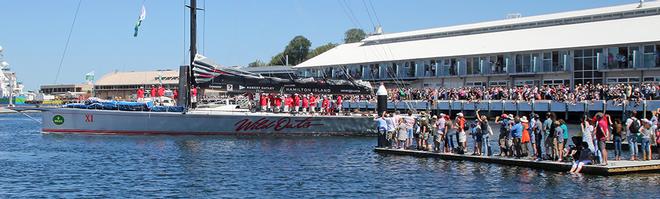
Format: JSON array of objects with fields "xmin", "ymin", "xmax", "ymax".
[{"xmin": 629, "ymin": 118, "xmax": 640, "ymax": 134}]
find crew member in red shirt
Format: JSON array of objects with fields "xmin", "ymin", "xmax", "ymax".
[
  {"xmin": 301, "ymin": 94, "xmax": 309, "ymax": 113},
  {"xmin": 274, "ymin": 95, "xmax": 282, "ymax": 112},
  {"xmin": 158, "ymin": 85, "xmax": 165, "ymax": 97},
  {"xmin": 336, "ymin": 95, "xmax": 343, "ymax": 113},
  {"xmin": 259, "ymin": 93, "xmax": 268, "ymax": 112},
  {"xmin": 309, "ymin": 94, "xmax": 317, "ymax": 113},
  {"xmin": 150, "ymin": 85, "xmax": 157, "ymax": 98},
  {"xmin": 268, "ymin": 93, "xmax": 275, "ymax": 112},
  {"xmin": 191, "ymin": 86, "xmax": 198, "ymax": 106},
  {"xmin": 137, "ymin": 86, "xmax": 145, "ymax": 100},
  {"xmin": 322, "ymin": 96, "xmax": 330, "ymax": 114},
  {"xmin": 284, "ymin": 95, "xmax": 293, "ymax": 113},
  {"xmin": 293, "ymin": 93, "xmax": 300, "ymax": 112}
]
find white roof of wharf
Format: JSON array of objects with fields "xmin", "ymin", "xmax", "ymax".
[
  {"xmin": 363, "ymin": 1, "xmax": 660, "ymax": 43},
  {"xmin": 95, "ymin": 70, "xmax": 179, "ymax": 86},
  {"xmin": 296, "ymin": 1, "xmax": 660, "ymax": 68}
]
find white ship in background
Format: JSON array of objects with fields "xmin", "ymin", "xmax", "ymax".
[{"xmin": 0, "ymin": 45, "xmax": 26, "ymax": 106}]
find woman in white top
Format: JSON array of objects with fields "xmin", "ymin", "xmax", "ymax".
[{"xmin": 581, "ymin": 117, "xmax": 596, "ymax": 155}]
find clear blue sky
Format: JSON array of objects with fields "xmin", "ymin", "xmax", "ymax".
[{"xmin": 0, "ymin": 0, "xmax": 636, "ymax": 90}]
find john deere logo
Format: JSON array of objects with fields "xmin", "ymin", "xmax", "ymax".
[{"xmin": 52, "ymin": 115, "xmax": 64, "ymax": 125}]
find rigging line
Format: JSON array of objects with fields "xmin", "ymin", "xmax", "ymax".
[
  {"xmin": 54, "ymin": 0, "xmax": 82, "ymax": 84},
  {"xmin": 367, "ymin": 0, "xmax": 381, "ymax": 26},
  {"xmin": 361, "ymin": 0, "xmax": 375, "ymax": 29},
  {"xmin": 341, "ymin": 0, "xmax": 364, "ymax": 29},
  {"xmin": 336, "ymin": 0, "xmax": 359, "ymax": 29}
]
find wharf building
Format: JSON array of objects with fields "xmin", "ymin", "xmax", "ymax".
[{"xmin": 295, "ymin": 2, "xmax": 660, "ymax": 89}]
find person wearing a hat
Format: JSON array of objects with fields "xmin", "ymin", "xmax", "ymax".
[
  {"xmin": 308, "ymin": 93, "xmax": 316, "ymax": 114},
  {"xmin": 511, "ymin": 117, "xmax": 524, "ymax": 158},
  {"xmin": 456, "ymin": 112, "xmax": 468, "ymax": 152},
  {"xmin": 435, "ymin": 113, "xmax": 447, "ymax": 153},
  {"xmin": 495, "ymin": 113, "xmax": 511, "ymax": 156},
  {"xmin": 417, "ymin": 111, "xmax": 431, "ymax": 150},
  {"xmin": 521, "ymin": 116, "xmax": 530, "ymax": 157},
  {"xmin": 639, "ymin": 119, "xmax": 656, "ymax": 161},
  {"xmin": 137, "ymin": 86, "xmax": 145, "ymax": 100},
  {"xmin": 531, "ymin": 113, "xmax": 543, "ymax": 160},
  {"xmin": 431, "ymin": 115, "xmax": 442, "ymax": 152},
  {"xmin": 293, "ymin": 93, "xmax": 300, "ymax": 113}
]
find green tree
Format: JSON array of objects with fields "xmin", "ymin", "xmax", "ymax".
[
  {"xmin": 283, "ymin": 35, "xmax": 312, "ymax": 66},
  {"xmin": 344, "ymin": 28, "xmax": 366, "ymax": 43},
  {"xmin": 306, "ymin": 43, "xmax": 338, "ymax": 60},
  {"xmin": 269, "ymin": 52, "xmax": 285, "ymax": 66},
  {"xmin": 248, "ymin": 59, "xmax": 266, "ymax": 67}
]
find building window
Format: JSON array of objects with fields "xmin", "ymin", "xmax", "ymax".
[
  {"xmin": 515, "ymin": 54, "xmax": 532, "ymax": 73},
  {"xmin": 448, "ymin": 59, "xmax": 457, "ymax": 76},
  {"xmin": 430, "ymin": 60, "xmax": 438, "ymax": 77},
  {"xmin": 656, "ymin": 45, "xmax": 660, "ymax": 67},
  {"xmin": 643, "ymin": 45, "xmax": 656, "ymax": 68},
  {"xmin": 408, "ymin": 61, "xmax": 415, "ymax": 77}
]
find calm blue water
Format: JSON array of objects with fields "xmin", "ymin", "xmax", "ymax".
[{"xmin": 1, "ymin": 113, "xmax": 658, "ymax": 198}]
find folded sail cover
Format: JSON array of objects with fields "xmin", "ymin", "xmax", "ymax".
[{"xmin": 192, "ymin": 54, "xmax": 373, "ymax": 95}]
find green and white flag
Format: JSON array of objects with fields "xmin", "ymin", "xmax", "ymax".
[
  {"xmin": 133, "ymin": 5, "xmax": 146, "ymax": 37},
  {"xmin": 85, "ymin": 71, "xmax": 94, "ymax": 82}
]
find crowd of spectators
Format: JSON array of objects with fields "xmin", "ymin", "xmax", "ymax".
[{"xmin": 387, "ymin": 83, "xmax": 660, "ymax": 105}]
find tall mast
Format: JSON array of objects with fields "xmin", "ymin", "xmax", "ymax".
[{"xmin": 190, "ymin": 0, "xmax": 197, "ymax": 66}]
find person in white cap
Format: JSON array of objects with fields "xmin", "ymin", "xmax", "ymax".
[
  {"xmin": 456, "ymin": 112, "xmax": 467, "ymax": 153},
  {"xmin": 436, "ymin": 113, "xmax": 447, "ymax": 152}
]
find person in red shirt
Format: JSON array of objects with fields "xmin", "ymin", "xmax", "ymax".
[
  {"xmin": 268, "ymin": 93, "xmax": 275, "ymax": 112},
  {"xmin": 191, "ymin": 87, "xmax": 198, "ymax": 104},
  {"xmin": 137, "ymin": 86, "xmax": 145, "ymax": 100},
  {"xmin": 259, "ymin": 93, "xmax": 268, "ymax": 112},
  {"xmin": 336, "ymin": 95, "xmax": 343, "ymax": 113},
  {"xmin": 322, "ymin": 96, "xmax": 330, "ymax": 114},
  {"xmin": 173, "ymin": 89, "xmax": 178, "ymax": 101},
  {"xmin": 158, "ymin": 85, "xmax": 165, "ymax": 97},
  {"xmin": 301, "ymin": 95, "xmax": 309, "ymax": 113},
  {"xmin": 274, "ymin": 95, "xmax": 282, "ymax": 112},
  {"xmin": 284, "ymin": 95, "xmax": 292, "ymax": 113},
  {"xmin": 309, "ymin": 93, "xmax": 317, "ymax": 113},
  {"xmin": 150, "ymin": 85, "xmax": 157, "ymax": 98},
  {"xmin": 293, "ymin": 93, "xmax": 301, "ymax": 112}
]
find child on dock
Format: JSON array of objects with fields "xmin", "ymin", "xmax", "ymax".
[
  {"xmin": 396, "ymin": 118, "xmax": 409, "ymax": 149},
  {"xmin": 569, "ymin": 142, "xmax": 594, "ymax": 174}
]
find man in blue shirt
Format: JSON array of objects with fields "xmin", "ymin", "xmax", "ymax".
[
  {"xmin": 510, "ymin": 118, "xmax": 524, "ymax": 158},
  {"xmin": 375, "ymin": 113, "xmax": 388, "ymax": 148}
]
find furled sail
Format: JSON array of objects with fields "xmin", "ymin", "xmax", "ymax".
[{"xmin": 192, "ymin": 54, "xmax": 373, "ymax": 95}]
